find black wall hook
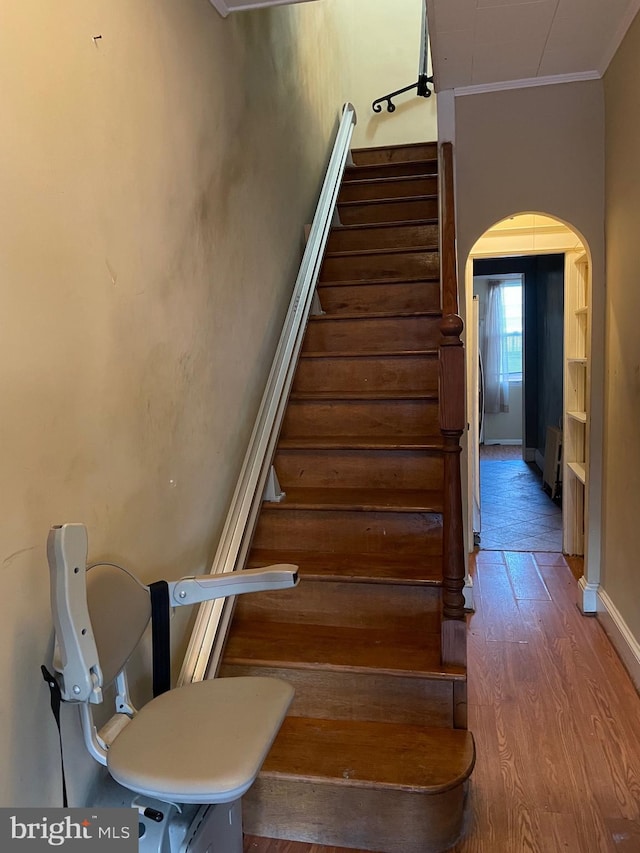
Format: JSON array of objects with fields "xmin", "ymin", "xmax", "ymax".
[{"xmin": 372, "ymin": 73, "xmax": 433, "ymax": 114}]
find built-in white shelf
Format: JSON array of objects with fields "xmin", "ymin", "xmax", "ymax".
[
  {"xmin": 564, "ymin": 248, "xmax": 590, "ymax": 557},
  {"xmin": 568, "ymin": 461, "xmax": 586, "ymax": 484}
]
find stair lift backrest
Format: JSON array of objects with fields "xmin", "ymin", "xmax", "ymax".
[
  {"xmin": 49, "ymin": 523, "xmax": 151, "ymax": 707},
  {"xmin": 85, "ymin": 563, "xmax": 151, "ymax": 690}
]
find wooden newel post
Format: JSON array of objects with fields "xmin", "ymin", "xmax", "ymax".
[
  {"xmin": 439, "ymin": 313, "xmax": 467, "ymax": 668},
  {"xmin": 438, "ymin": 141, "xmax": 466, "ymax": 676}
]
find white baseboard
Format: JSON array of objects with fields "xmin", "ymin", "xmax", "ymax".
[
  {"xmin": 597, "ymin": 589, "xmax": 640, "ymax": 691},
  {"xmin": 578, "ymin": 576, "xmax": 599, "ymax": 613},
  {"xmin": 483, "ymin": 439, "xmax": 523, "ymax": 446},
  {"xmin": 463, "ymin": 575, "xmax": 475, "ymax": 612},
  {"xmin": 535, "ymin": 450, "xmax": 545, "ymax": 472}
]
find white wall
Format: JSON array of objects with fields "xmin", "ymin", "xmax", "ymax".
[{"xmin": 484, "ymin": 385, "xmax": 523, "ymax": 444}]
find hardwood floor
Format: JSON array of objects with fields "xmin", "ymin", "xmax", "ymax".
[{"xmin": 244, "ymin": 550, "xmax": 640, "ymax": 853}]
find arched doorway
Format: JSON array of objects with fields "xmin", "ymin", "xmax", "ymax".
[{"xmin": 463, "ymin": 213, "xmax": 597, "ymax": 608}]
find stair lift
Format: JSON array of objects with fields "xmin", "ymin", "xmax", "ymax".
[{"xmin": 46, "ymin": 523, "xmax": 298, "ymax": 853}]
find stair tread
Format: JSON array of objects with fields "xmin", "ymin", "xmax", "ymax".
[
  {"xmin": 345, "ymin": 159, "xmax": 438, "ymax": 174},
  {"xmin": 267, "ymin": 487, "xmax": 443, "ymax": 513},
  {"xmin": 278, "ymin": 435, "xmax": 443, "ymax": 450},
  {"xmin": 299, "ymin": 348, "xmax": 438, "ymax": 359},
  {"xmin": 309, "ymin": 310, "xmax": 441, "ymax": 322},
  {"xmin": 351, "ymin": 142, "xmax": 437, "ymax": 160},
  {"xmin": 339, "ymin": 194, "xmax": 437, "ymax": 207},
  {"xmin": 290, "ymin": 390, "xmax": 438, "ymax": 400},
  {"xmin": 351, "ymin": 141, "xmax": 436, "ymax": 152},
  {"xmin": 324, "ymin": 245, "xmax": 438, "ymax": 259},
  {"xmin": 318, "ymin": 275, "xmax": 439, "ymax": 288},
  {"xmin": 248, "ymin": 548, "xmax": 443, "ymax": 585},
  {"xmin": 341, "ymin": 173, "xmax": 437, "ymax": 187},
  {"xmin": 260, "ymin": 717, "xmax": 475, "ymax": 793},
  {"xmin": 330, "ymin": 217, "xmax": 438, "ymax": 233},
  {"xmin": 225, "ymin": 620, "xmax": 463, "ymax": 680}
]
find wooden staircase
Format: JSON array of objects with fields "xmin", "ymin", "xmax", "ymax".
[{"xmin": 220, "ymin": 141, "xmax": 474, "ymax": 853}]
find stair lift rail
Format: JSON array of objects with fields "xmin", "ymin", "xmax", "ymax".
[{"xmin": 179, "ymin": 102, "xmax": 357, "ymax": 687}]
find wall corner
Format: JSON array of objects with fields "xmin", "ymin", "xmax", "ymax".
[{"xmin": 437, "ymin": 88, "xmax": 456, "ymax": 145}]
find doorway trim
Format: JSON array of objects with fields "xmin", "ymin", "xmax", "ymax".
[{"xmin": 463, "ymin": 213, "xmax": 602, "ymax": 615}]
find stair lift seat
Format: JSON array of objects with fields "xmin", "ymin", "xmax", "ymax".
[
  {"xmin": 47, "ymin": 522, "xmax": 297, "ymax": 847},
  {"xmin": 106, "ymin": 676, "xmax": 294, "ymax": 803}
]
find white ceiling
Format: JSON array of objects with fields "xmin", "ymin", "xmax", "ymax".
[{"xmin": 427, "ymin": 0, "xmax": 640, "ymax": 91}]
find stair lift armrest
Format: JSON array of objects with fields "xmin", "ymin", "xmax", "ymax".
[
  {"xmin": 169, "ymin": 565, "xmax": 299, "ymax": 607},
  {"xmin": 79, "ymin": 703, "xmax": 109, "ymax": 766},
  {"xmin": 48, "ymin": 524, "xmax": 104, "ymax": 704}
]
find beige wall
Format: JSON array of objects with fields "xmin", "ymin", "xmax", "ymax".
[
  {"xmin": 0, "ymin": 0, "xmax": 353, "ymax": 807},
  {"xmin": 455, "ymin": 81, "xmax": 605, "ymax": 264},
  {"xmin": 334, "ymin": 0, "xmax": 437, "ymax": 147},
  {"xmin": 603, "ymin": 12, "xmax": 640, "ymax": 641}
]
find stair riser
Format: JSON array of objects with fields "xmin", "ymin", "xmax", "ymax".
[
  {"xmin": 275, "ymin": 448, "xmax": 443, "ymax": 491},
  {"xmin": 303, "ymin": 316, "xmax": 441, "ymax": 354},
  {"xmin": 327, "ymin": 222, "xmax": 439, "ymax": 253},
  {"xmin": 320, "ymin": 251, "xmax": 438, "ymax": 283},
  {"xmin": 338, "ymin": 176, "xmax": 438, "ymax": 203},
  {"xmin": 339, "ymin": 197, "xmax": 438, "ymax": 225},
  {"xmin": 344, "ymin": 160, "xmax": 438, "ymax": 181},
  {"xmin": 219, "ymin": 665, "xmax": 454, "ymax": 728},
  {"xmin": 281, "ymin": 399, "xmax": 439, "ymax": 438},
  {"xmin": 293, "ymin": 354, "xmax": 438, "ymax": 394},
  {"xmin": 317, "ymin": 281, "xmax": 440, "ymax": 315},
  {"xmin": 252, "ymin": 509, "xmax": 443, "ymax": 556},
  {"xmin": 243, "ymin": 779, "xmax": 466, "ymax": 853},
  {"xmin": 247, "ymin": 548, "xmax": 442, "ymax": 579},
  {"xmin": 232, "ymin": 579, "xmax": 440, "ymax": 630},
  {"xmin": 351, "ymin": 142, "xmax": 438, "ymax": 165}
]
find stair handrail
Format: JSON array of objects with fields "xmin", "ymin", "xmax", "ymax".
[
  {"xmin": 438, "ymin": 142, "xmax": 467, "ymax": 670},
  {"xmin": 178, "ymin": 102, "xmax": 357, "ymax": 686},
  {"xmin": 372, "ymin": 0, "xmax": 433, "ymax": 113}
]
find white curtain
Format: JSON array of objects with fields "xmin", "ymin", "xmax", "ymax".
[{"xmin": 482, "ymin": 280, "xmax": 510, "ymax": 413}]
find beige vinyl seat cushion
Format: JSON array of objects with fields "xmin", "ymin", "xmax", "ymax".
[{"xmin": 107, "ymin": 676, "xmax": 294, "ymax": 804}]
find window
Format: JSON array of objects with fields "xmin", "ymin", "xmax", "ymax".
[
  {"xmin": 477, "ymin": 273, "xmax": 524, "ymax": 415},
  {"xmin": 500, "ymin": 281, "xmax": 523, "ymax": 381}
]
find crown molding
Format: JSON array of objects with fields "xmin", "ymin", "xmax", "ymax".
[
  {"xmin": 599, "ymin": 0, "xmax": 640, "ymax": 75},
  {"xmin": 453, "ymin": 70, "xmax": 601, "ymax": 98},
  {"xmin": 480, "ymin": 224, "xmax": 575, "ymax": 238}
]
